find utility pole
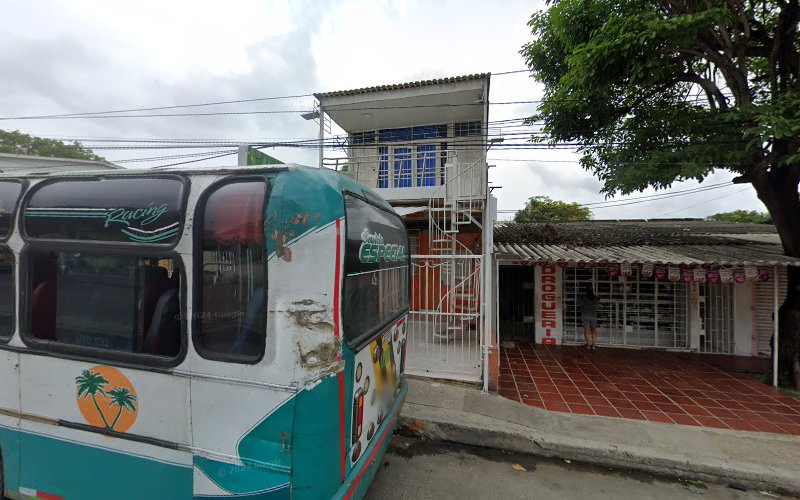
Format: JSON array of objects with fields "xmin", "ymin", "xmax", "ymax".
[
  {"xmin": 237, "ymin": 144, "xmax": 248, "ymax": 166},
  {"xmin": 301, "ymin": 102, "xmax": 325, "ymax": 169},
  {"xmin": 317, "ymin": 103, "xmax": 324, "ymax": 169}
]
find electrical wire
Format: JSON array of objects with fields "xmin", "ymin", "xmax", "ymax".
[
  {"xmin": 0, "ymin": 93, "xmax": 734, "ymax": 121},
  {"xmin": 0, "ymin": 70, "xmax": 531, "ymax": 122},
  {"xmin": 496, "ymin": 183, "xmax": 739, "ymax": 213},
  {"xmin": 658, "ymin": 187, "xmax": 752, "ymax": 216},
  {"xmin": 113, "ymin": 149, "xmax": 237, "ymax": 163},
  {"xmin": 151, "ymin": 150, "xmax": 239, "ymax": 169}
]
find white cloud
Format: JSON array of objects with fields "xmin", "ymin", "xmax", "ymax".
[{"xmin": 0, "ymin": 0, "xmax": 769, "ymax": 217}]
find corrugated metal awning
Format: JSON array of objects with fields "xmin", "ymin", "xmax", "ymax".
[{"xmin": 494, "ymin": 243, "xmax": 800, "ymax": 267}]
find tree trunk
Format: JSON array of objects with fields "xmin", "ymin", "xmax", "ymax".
[
  {"xmin": 778, "ymin": 266, "xmax": 800, "ymax": 388},
  {"xmin": 751, "ymin": 166, "xmax": 800, "ymax": 388}
]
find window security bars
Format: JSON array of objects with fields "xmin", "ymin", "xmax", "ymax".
[{"xmin": 562, "ymin": 266, "xmax": 689, "ymax": 349}]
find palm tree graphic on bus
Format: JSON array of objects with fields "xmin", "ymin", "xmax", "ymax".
[{"xmin": 75, "ymin": 366, "xmax": 139, "ymax": 433}]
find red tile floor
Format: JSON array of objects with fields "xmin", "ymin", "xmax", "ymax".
[{"xmin": 499, "ymin": 342, "xmax": 800, "ymax": 435}]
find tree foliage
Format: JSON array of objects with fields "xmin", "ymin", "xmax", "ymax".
[
  {"xmin": 514, "ymin": 195, "xmax": 592, "ymax": 222},
  {"xmin": 707, "ymin": 209, "xmax": 773, "ymax": 223},
  {"xmin": 522, "ymin": 0, "xmax": 800, "ymax": 387},
  {"xmin": 0, "ymin": 129, "xmax": 103, "ymax": 161}
]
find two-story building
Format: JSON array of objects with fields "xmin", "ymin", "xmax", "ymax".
[{"xmin": 315, "ymin": 74, "xmax": 498, "ymax": 387}]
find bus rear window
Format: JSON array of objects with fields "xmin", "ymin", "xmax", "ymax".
[
  {"xmin": 24, "ymin": 177, "xmax": 184, "ymax": 244},
  {"xmin": 27, "ymin": 250, "xmax": 182, "ymax": 358},
  {"xmin": 0, "ymin": 181, "xmax": 23, "ymax": 239},
  {"xmin": 343, "ymin": 195, "xmax": 409, "ymax": 346}
]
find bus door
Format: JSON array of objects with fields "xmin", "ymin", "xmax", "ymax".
[
  {"xmin": 187, "ymin": 179, "xmax": 296, "ymax": 498},
  {"xmin": 341, "ymin": 194, "xmax": 409, "ymax": 466}
]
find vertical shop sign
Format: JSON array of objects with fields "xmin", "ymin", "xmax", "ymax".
[{"xmin": 535, "ymin": 264, "xmax": 562, "ymax": 345}]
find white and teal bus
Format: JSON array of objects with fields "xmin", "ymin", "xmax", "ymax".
[{"xmin": 0, "ymin": 165, "xmax": 409, "ymax": 500}]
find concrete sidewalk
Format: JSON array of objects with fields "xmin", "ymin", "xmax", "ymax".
[{"xmin": 398, "ymin": 377, "xmax": 800, "ymax": 494}]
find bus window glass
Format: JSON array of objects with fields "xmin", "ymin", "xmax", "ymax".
[
  {"xmin": 0, "ymin": 181, "xmax": 23, "ymax": 238},
  {"xmin": 24, "ymin": 177, "xmax": 184, "ymax": 244},
  {"xmin": 28, "ymin": 250, "xmax": 182, "ymax": 357},
  {"xmin": 197, "ymin": 181, "xmax": 267, "ymax": 363},
  {"xmin": 343, "ymin": 195, "xmax": 409, "ymax": 346},
  {"xmin": 0, "ymin": 249, "xmax": 13, "ymax": 339}
]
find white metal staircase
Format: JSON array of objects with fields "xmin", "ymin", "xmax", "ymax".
[{"xmin": 428, "ymin": 158, "xmax": 485, "ymax": 341}]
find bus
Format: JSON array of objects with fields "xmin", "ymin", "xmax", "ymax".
[{"xmin": 0, "ymin": 165, "xmax": 410, "ymax": 500}]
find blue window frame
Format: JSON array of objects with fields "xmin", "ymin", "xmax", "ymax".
[
  {"xmin": 393, "ymin": 148, "xmax": 412, "ymax": 187},
  {"xmin": 416, "ymin": 145, "xmax": 437, "ymax": 186},
  {"xmin": 454, "ymin": 121, "xmax": 482, "ymax": 137},
  {"xmin": 378, "ymin": 147, "xmax": 389, "ymax": 188},
  {"xmin": 440, "ymin": 143, "xmax": 448, "ymax": 185},
  {"xmin": 378, "ymin": 125, "xmax": 447, "ymax": 143},
  {"xmin": 380, "ymin": 128, "xmax": 412, "ymax": 143},
  {"xmin": 352, "ymin": 131, "xmax": 376, "ymax": 144}
]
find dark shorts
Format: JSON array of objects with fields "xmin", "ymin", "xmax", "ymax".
[{"xmin": 582, "ymin": 317, "xmax": 597, "ymax": 327}]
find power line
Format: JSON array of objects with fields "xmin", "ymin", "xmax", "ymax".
[
  {"xmin": 488, "ymin": 158, "xmax": 749, "ymax": 166},
  {"xmin": 496, "ymin": 183, "xmax": 739, "ymax": 213},
  {"xmin": 0, "ymin": 94, "xmax": 316, "ymax": 121},
  {"xmin": 0, "ymin": 93, "xmax": 729, "ymax": 121},
  {"xmin": 152, "ymin": 150, "xmax": 238, "ymax": 169},
  {"xmin": 492, "ymin": 69, "xmax": 530, "ymax": 75},
  {"xmin": 113, "ymin": 149, "xmax": 237, "ymax": 164},
  {"xmin": 587, "ymin": 184, "xmax": 735, "ymax": 209},
  {"xmin": 0, "ymin": 71, "xmax": 530, "ymax": 121},
  {"xmin": 658, "ymin": 187, "xmax": 752, "ymax": 216}
]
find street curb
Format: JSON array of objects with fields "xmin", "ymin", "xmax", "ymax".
[{"xmin": 397, "ymin": 407, "xmax": 800, "ymax": 495}]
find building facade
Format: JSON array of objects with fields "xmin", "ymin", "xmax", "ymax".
[
  {"xmin": 494, "ymin": 221, "xmax": 798, "ymax": 363},
  {"xmin": 316, "ymin": 74, "xmax": 498, "ymax": 387}
]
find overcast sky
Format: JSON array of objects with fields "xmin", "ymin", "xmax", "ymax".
[{"xmin": 1, "ymin": 0, "xmax": 766, "ymax": 220}]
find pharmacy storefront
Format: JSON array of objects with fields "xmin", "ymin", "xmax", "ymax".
[{"xmin": 497, "ymin": 245, "xmax": 794, "ymax": 358}]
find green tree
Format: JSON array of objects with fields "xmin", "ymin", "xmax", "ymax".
[
  {"xmin": 514, "ymin": 195, "xmax": 592, "ymax": 222},
  {"xmin": 521, "ymin": 1, "xmax": 800, "ymax": 386},
  {"xmin": 707, "ymin": 210, "xmax": 773, "ymax": 224},
  {"xmin": 0, "ymin": 129, "xmax": 103, "ymax": 160},
  {"xmin": 107, "ymin": 387, "xmax": 138, "ymax": 430},
  {"xmin": 75, "ymin": 369, "xmax": 111, "ymax": 428}
]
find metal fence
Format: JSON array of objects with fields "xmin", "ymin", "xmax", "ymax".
[{"xmin": 405, "ymin": 254, "xmax": 482, "ymax": 382}]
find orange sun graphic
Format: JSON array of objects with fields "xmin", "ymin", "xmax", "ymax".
[{"xmin": 75, "ymin": 365, "xmax": 139, "ymax": 433}]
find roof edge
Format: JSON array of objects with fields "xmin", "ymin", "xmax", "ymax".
[{"xmin": 315, "ymin": 73, "xmax": 490, "ymax": 99}]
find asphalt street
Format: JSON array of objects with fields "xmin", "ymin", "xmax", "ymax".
[{"xmin": 365, "ymin": 437, "xmax": 790, "ymax": 500}]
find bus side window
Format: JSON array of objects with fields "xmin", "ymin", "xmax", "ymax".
[
  {"xmin": 26, "ymin": 250, "xmax": 183, "ymax": 358},
  {"xmin": 0, "ymin": 249, "xmax": 14, "ymax": 340},
  {"xmin": 196, "ymin": 181, "xmax": 267, "ymax": 363}
]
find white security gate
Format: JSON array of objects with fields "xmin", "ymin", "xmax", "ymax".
[
  {"xmin": 700, "ymin": 283, "xmax": 735, "ymax": 354},
  {"xmin": 405, "ymin": 254, "xmax": 482, "ymax": 381}
]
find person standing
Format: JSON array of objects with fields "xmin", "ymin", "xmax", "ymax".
[{"xmin": 579, "ymin": 288, "xmax": 600, "ymax": 350}]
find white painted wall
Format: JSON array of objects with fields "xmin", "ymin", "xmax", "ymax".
[{"xmin": 534, "ymin": 264, "xmax": 563, "ymax": 345}]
